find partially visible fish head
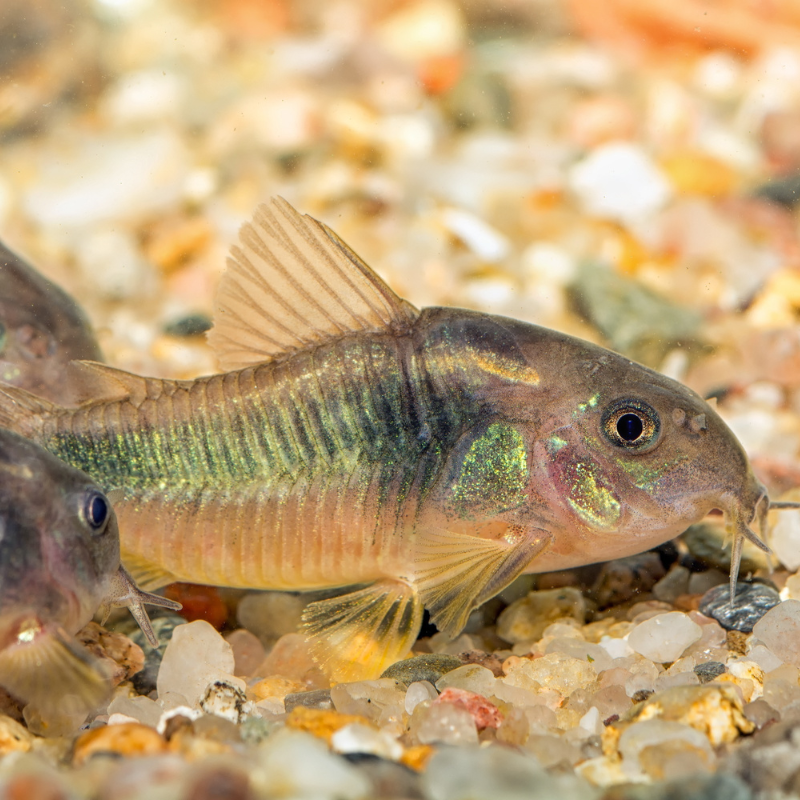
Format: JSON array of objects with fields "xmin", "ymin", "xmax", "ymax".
[
  {"xmin": 0, "ymin": 429, "xmax": 120, "ymax": 632},
  {"xmin": 0, "ymin": 242, "xmax": 102, "ymax": 404}
]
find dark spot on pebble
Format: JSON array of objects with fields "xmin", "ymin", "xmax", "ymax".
[
  {"xmin": 164, "ymin": 313, "xmax": 213, "ymax": 338},
  {"xmin": 694, "ymin": 661, "xmax": 726, "ymax": 683},
  {"xmin": 603, "ymin": 714, "xmax": 619, "ymax": 726},
  {"xmin": 699, "ymin": 582, "xmax": 781, "ymax": 633},
  {"xmin": 380, "ymin": 653, "xmax": 462, "ymax": 686},
  {"xmin": 631, "ymin": 689, "xmax": 654, "ymax": 703}
]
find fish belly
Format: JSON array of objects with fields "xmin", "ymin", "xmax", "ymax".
[{"xmin": 117, "ymin": 466, "xmax": 414, "ymax": 591}]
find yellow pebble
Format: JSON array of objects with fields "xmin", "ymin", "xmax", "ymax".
[
  {"xmin": 73, "ymin": 722, "xmax": 166, "ymax": 765},
  {"xmin": 249, "ymin": 675, "xmax": 305, "ymax": 701},
  {"xmin": 661, "ymin": 152, "xmax": 738, "ymax": 197},
  {"xmin": 284, "ymin": 706, "xmax": 370, "ymax": 744}
]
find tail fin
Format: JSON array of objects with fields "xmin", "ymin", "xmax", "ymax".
[{"xmin": 0, "ymin": 384, "xmax": 55, "ymax": 439}]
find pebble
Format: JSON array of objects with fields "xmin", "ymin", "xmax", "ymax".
[
  {"xmin": 588, "ymin": 552, "xmax": 666, "ymax": 608},
  {"xmin": 125, "ymin": 613, "xmax": 185, "ymax": 695},
  {"xmin": 410, "ymin": 702, "xmax": 478, "ymax": 746},
  {"xmin": 755, "ymin": 172, "xmax": 800, "ymax": 209},
  {"xmin": 435, "ymin": 664, "xmax": 496, "ymax": 697},
  {"xmin": 769, "ymin": 506, "xmax": 800, "ymax": 570},
  {"xmin": 164, "ymin": 313, "xmax": 213, "ymax": 338},
  {"xmin": 236, "ymin": 592, "xmax": 306, "ymax": 646},
  {"xmin": 284, "ymin": 689, "xmax": 334, "ymax": 713},
  {"xmin": 255, "ymin": 633, "xmax": 321, "ymax": 685},
  {"xmin": 682, "ymin": 523, "xmax": 768, "ymax": 574},
  {"xmin": 434, "ymin": 688, "xmax": 503, "ymax": 731},
  {"xmin": 405, "ymin": 682, "xmax": 438, "ymax": 714},
  {"xmin": 156, "ymin": 620, "xmax": 244, "ymax": 708},
  {"xmin": 381, "ymin": 653, "xmax": 462, "ymax": 685},
  {"xmin": 225, "ymin": 629, "xmax": 266, "ymax": 678},
  {"xmin": 106, "ymin": 695, "xmax": 163, "ymax": 729},
  {"xmin": 341, "ymin": 754, "xmax": 424, "ymax": 800},
  {"xmin": 502, "ymin": 652, "xmax": 597, "ymax": 696},
  {"xmin": 77, "ymin": 623, "xmax": 144, "ymax": 687},
  {"xmin": 568, "ymin": 142, "xmax": 672, "ymax": 225},
  {"xmin": 73, "ymin": 722, "xmax": 167, "ymax": 765},
  {"xmin": 331, "ymin": 723, "xmax": 403, "ymax": 761},
  {"xmin": 694, "ymin": 662, "xmax": 726, "ymax": 684},
  {"xmin": 752, "ymin": 599, "xmax": 800, "ymax": 667},
  {"xmin": 256, "ymin": 731, "xmax": 369, "ymax": 800},
  {"xmin": 699, "ymin": 583, "xmax": 782, "ymax": 633},
  {"xmin": 628, "ymin": 613, "xmax": 703, "ymax": 663},
  {"xmin": 496, "ymin": 587, "xmax": 586, "ymax": 645},
  {"xmin": 285, "ymin": 707, "xmax": 370, "ymax": 744},
  {"xmin": 0, "ymin": 715, "xmax": 33, "ymax": 754},
  {"xmin": 200, "ymin": 680, "xmax": 254, "ymax": 724}
]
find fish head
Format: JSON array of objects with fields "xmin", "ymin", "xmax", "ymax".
[
  {"xmin": 0, "ymin": 429, "xmax": 120, "ymax": 629},
  {"xmin": 479, "ymin": 318, "xmax": 775, "ymax": 587}
]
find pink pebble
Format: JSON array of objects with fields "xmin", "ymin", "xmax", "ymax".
[{"xmin": 434, "ymin": 687, "xmax": 504, "ymax": 730}]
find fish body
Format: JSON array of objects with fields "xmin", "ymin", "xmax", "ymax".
[
  {"xmin": 0, "ymin": 241, "xmax": 102, "ymax": 404},
  {"xmin": 0, "ymin": 428, "xmax": 178, "ymax": 709},
  {"xmin": 0, "ymin": 199, "xmax": 779, "ymax": 680}
]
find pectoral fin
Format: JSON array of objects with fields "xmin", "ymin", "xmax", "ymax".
[
  {"xmin": 416, "ymin": 526, "xmax": 552, "ymax": 638},
  {"xmin": 100, "ymin": 566, "xmax": 183, "ymax": 648},
  {"xmin": 121, "ymin": 549, "xmax": 180, "ymax": 593},
  {"xmin": 302, "ymin": 580, "xmax": 423, "ymax": 682},
  {"xmin": 0, "ymin": 620, "xmax": 111, "ymax": 709}
]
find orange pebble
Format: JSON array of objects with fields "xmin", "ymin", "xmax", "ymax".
[
  {"xmin": 400, "ymin": 744, "xmax": 435, "ymax": 771},
  {"xmin": 165, "ymin": 583, "xmax": 229, "ymax": 629},
  {"xmin": 285, "ymin": 706, "xmax": 370, "ymax": 744},
  {"xmin": 419, "ymin": 53, "xmax": 465, "ymax": 95},
  {"xmin": 73, "ymin": 723, "xmax": 167, "ymax": 765}
]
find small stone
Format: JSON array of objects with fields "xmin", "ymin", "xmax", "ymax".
[
  {"xmin": 106, "ymin": 695, "xmax": 162, "ymax": 728},
  {"xmin": 236, "ymin": 592, "xmax": 306, "ymax": 646},
  {"xmin": 0, "ymin": 715, "xmax": 33, "ymax": 754},
  {"xmin": 405, "ymin": 682, "xmax": 438, "ymax": 714},
  {"xmin": 755, "ymin": 172, "xmax": 800, "ymax": 209},
  {"xmin": 628, "ymin": 613, "xmax": 703, "ymax": 663},
  {"xmin": 156, "ymin": 620, "xmax": 244, "ymax": 707},
  {"xmin": 331, "ymin": 723, "xmax": 403, "ymax": 761},
  {"xmin": 700, "ymin": 583, "xmax": 782, "ymax": 633},
  {"xmin": 496, "ymin": 587, "xmax": 586, "ymax": 645},
  {"xmin": 589, "ymin": 552, "xmax": 666, "ymax": 608},
  {"xmin": 502, "ymin": 652, "xmax": 596, "ymax": 696},
  {"xmin": 285, "ymin": 706, "xmax": 370, "ymax": 744},
  {"xmin": 434, "ymin": 688, "xmax": 503, "ymax": 731},
  {"xmin": 652, "ymin": 566, "xmax": 691, "ymax": 604},
  {"xmin": 77, "ymin": 622, "xmax": 144, "ymax": 686},
  {"xmin": 225, "ymin": 629, "xmax": 266, "ymax": 678},
  {"xmin": 341, "ymin": 754, "xmax": 423, "ymax": 799},
  {"xmin": 569, "ymin": 142, "xmax": 672, "ymax": 225},
  {"xmin": 411, "ymin": 702, "xmax": 478, "ymax": 746},
  {"xmin": 682, "ymin": 523, "xmax": 768, "ymax": 574},
  {"xmin": 381, "ymin": 654, "xmax": 462, "ymax": 685},
  {"xmin": 743, "ymin": 698, "xmax": 780, "ymax": 730},
  {"xmin": 164, "ymin": 583, "xmax": 229, "ymax": 629},
  {"xmin": 250, "ymin": 675, "xmax": 305, "ymax": 703},
  {"xmin": 435, "ymin": 664, "xmax": 496, "ymax": 696},
  {"xmin": 73, "ymin": 722, "xmax": 167, "ymax": 765},
  {"xmin": 183, "ymin": 766, "xmax": 252, "ymax": 800},
  {"xmin": 256, "ymin": 633, "xmax": 321, "ymax": 685},
  {"xmin": 256, "ymin": 731, "xmax": 369, "ymax": 800},
  {"xmin": 200, "ymin": 680, "xmax": 254, "ymax": 724},
  {"xmin": 752, "ymin": 600, "xmax": 800, "ymax": 667},
  {"xmin": 694, "ymin": 662, "xmax": 726, "ymax": 684},
  {"xmin": 164, "ymin": 313, "xmax": 213, "ymax": 338},
  {"xmin": 284, "ymin": 689, "xmax": 334, "ymax": 713}
]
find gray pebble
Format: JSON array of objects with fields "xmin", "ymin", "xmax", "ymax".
[
  {"xmin": 380, "ymin": 654, "xmax": 462, "ymax": 686},
  {"xmin": 699, "ymin": 583, "xmax": 781, "ymax": 633},
  {"xmin": 693, "ymin": 661, "xmax": 726, "ymax": 684},
  {"xmin": 598, "ymin": 772, "xmax": 753, "ymax": 800},
  {"xmin": 284, "ymin": 689, "xmax": 333, "ymax": 712},
  {"xmin": 164, "ymin": 312, "xmax": 213, "ymax": 337}
]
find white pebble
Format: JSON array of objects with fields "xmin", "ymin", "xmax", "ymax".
[
  {"xmin": 405, "ymin": 681, "xmax": 437, "ymax": 714},
  {"xmin": 771, "ymin": 511, "xmax": 800, "ymax": 571},
  {"xmin": 627, "ymin": 613, "xmax": 702, "ymax": 663},
  {"xmin": 753, "ymin": 600, "xmax": 800, "ymax": 667},
  {"xmin": 440, "ymin": 207, "xmax": 511, "ymax": 263},
  {"xmin": 618, "ymin": 719, "xmax": 713, "ymax": 780},
  {"xmin": 331, "ymin": 723, "xmax": 403, "ymax": 760},
  {"xmin": 436, "ymin": 664, "xmax": 496, "ymax": 697},
  {"xmin": 75, "ymin": 228, "xmax": 155, "ymax": 300},
  {"xmin": 569, "ymin": 143, "xmax": 672, "ymax": 225},
  {"xmin": 156, "ymin": 620, "xmax": 244, "ymax": 708}
]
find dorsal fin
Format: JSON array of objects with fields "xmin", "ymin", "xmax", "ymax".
[{"xmin": 207, "ymin": 197, "xmax": 419, "ymax": 370}]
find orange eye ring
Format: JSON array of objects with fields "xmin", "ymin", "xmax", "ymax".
[{"xmin": 601, "ymin": 399, "xmax": 661, "ymax": 451}]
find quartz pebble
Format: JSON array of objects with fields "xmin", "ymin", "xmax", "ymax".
[
  {"xmin": 224, "ymin": 629, "xmax": 266, "ymax": 678},
  {"xmin": 405, "ymin": 681, "xmax": 438, "ymax": 714},
  {"xmin": 410, "ymin": 702, "xmax": 478, "ymax": 746},
  {"xmin": 752, "ymin": 599, "xmax": 800, "ymax": 667},
  {"xmin": 497, "ymin": 588, "xmax": 586, "ymax": 645},
  {"xmin": 700, "ymin": 583, "xmax": 782, "ymax": 632},
  {"xmin": 330, "ymin": 722, "xmax": 403, "ymax": 760},
  {"xmin": 434, "ymin": 688, "xmax": 503, "ymax": 730},
  {"xmin": 157, "ymin": 620, "xmax": 244, "ymax": 708},
  {"xmin": 627, "ymin": 612, "xmax": 702, "ymax": 663}
]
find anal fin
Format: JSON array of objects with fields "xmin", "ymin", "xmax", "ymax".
[
  {"xmin": 416, "ymin": 526, "xmax": 552, "ymax": 638},
  {"xmin": 302, "ymin": 580, "xmax": 423, "ymax": 683},
  {"xmin": 0, "ymin": 620, "xmax": 111, "ymax": 709}
]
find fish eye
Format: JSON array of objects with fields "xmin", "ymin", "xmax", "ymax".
[
  {"xmin": 83, "ymin": 491, "xmax": 110, "ymax": 532},
  {"xmin": 601, "ymin": 399, "xmax": 661, "ymax": 451}
]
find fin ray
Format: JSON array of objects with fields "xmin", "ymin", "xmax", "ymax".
[
  {"xmin": 302, "ymin": 580, "xmax": 423, "ymax": 682},
  {"xmin": 208, "ymin": 197, "xmax": 419, "ymax": 370},
  {"xmin": 416, "ymin": 527, "xmax": 552, "ymax": 638}
]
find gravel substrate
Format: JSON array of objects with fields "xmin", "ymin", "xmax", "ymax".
[{"xmin": 4, "ymin": 0, "xmax": 800, "ymax": 798}]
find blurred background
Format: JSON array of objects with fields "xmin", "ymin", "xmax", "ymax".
[{"xmin": 4, "ymin": 0, "xmax": 800, "ymax": 520}]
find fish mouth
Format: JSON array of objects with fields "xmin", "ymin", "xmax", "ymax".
[{"xmin": 726, "ymin": 482, "xmax": 800, "ymax": 605}]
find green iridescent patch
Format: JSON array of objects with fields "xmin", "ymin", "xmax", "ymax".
[
  {"xmin": 451, "ymin": 422, "xmax": 528, "ymax": 518},
  {"xmin": 565, "ymin": 460, "xmax": 621, "ymax": 529}
]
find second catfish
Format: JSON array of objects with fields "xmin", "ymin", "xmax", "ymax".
[{"xmin": 0, "ymin": 199, "xmax": 782, "ymax": 680}]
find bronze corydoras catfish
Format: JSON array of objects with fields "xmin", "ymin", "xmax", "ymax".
[{"xmin": 0, "ymin": 198, "xmax": 785, "ymax": 681}]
